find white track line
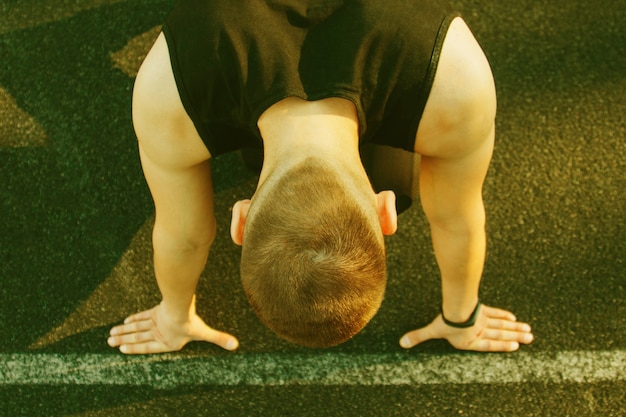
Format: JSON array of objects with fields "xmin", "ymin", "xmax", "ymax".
[{"xmin": 1, "ymin": 350, "xmax": 624, "ymax": 388}]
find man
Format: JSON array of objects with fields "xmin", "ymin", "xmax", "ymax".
[{"xmin": 108, "ymin": 0, "xmax": 533, "ymax": 354}]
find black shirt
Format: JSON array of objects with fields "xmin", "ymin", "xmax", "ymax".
[{"xmin": 163, "ymin": 0, "xmax": 458, "ymax": 156}]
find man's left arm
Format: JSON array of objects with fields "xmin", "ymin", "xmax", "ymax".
[{"xmin": 400, "ymin": 124, "xmax": 533, "ymax": 352}]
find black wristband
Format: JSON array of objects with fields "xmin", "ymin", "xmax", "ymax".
[{"xmin": 442, "ymin": 302, "xmax": 482, "ymax": 328}]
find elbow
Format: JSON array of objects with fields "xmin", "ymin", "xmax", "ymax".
[
  {"xmin": 152, "ymin": 218, "xmax": 217, "ymax": 253},
  {"xmin": 425, "ymin": 203, "xmax": 486, "ymax": 236}
]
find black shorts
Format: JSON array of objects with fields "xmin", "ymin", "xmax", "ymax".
[{"xmin": 162, "ymin": 0, "xmax": 459, "ymax": 157}]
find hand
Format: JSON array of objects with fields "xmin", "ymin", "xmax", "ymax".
[
  {"xmin": 399, "ymin": 304, "xmax": 533, "ymax": 352},
  {"xmin": 107, "ymin": 301, "xmax": 239, "ymax": 354}
]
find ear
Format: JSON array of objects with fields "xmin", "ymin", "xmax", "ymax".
[
  {"xmin": 230, "ymin": 199, "xmax": 251, "ymax": 246},
  {"xmin": 376, "ymin": 191, "xmax": 397, "ymax": 236}
]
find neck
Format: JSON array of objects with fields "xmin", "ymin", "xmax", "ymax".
[{"xmin": 257, "ymin": 97, "xmax": 363, "ymax": 187}]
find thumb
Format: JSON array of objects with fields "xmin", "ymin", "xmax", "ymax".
[
  {"xmin": 195, "ymin": 326, "xmax": 240, "ymax": 351},
  {"xmin": 212, "ymin": 331, "xmax": 240, "ymax": 351},
  {"xmin": 399, "ymin": 320, "xmax": 439, "ymax": 349}
]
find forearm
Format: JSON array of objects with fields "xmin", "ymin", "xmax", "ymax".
[
  {"xmin": 430, "ymin": 217, "xmax": 486, "ymax": 323},
  {"xmin": 152, "ymin": 222, "xmax": 213, "ymax": 320}
]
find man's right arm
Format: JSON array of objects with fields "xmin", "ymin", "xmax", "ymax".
[{"xmin": 107, "ymin": 32, "xmax": 238, "ymax": 354}]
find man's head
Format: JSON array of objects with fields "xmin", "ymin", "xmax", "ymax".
[{"xmin": 231, "ymin": 157, "xmax": 396, "ymax": 348}]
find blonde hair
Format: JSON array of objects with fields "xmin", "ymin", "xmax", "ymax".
[{"xmin": 240, "ymin": 159, "xmax": 386, "ymax": 347}]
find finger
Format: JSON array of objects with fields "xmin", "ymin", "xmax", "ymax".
[
  {"xmin": 486, "ymin": 318, "xmax": 532, "ymax": 333},
  {"xmin": 119, "ymin": 340, "xmax": 173, "ymax": 355},
  {"xmin": 482, "ymin": 305, "xmax": 517, "ymax": 321},
  {"xmin": 399, "ymin": 321, "xmax": 439, "ymax": 349},
  {"xmin": 108, "ymin": 329, "xmax": 158, "ymax": 348},
  {"xmin": 470, "ymin": 339, "xmax": 521, "ymax": 353},
  {"xmin": 123, "ymin": 309, "xmax": 153, "ymax": 324},
  {"xmin": 195, "ymin": 327, "xmax": 239, "ymax": 351},
  {"xmin": 481, "ymin": 328, "xmax": 534, "ymax": 344},
  {"xmin": 110, "ymin": 319, "xmax": 153, "ymax": 337}
]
